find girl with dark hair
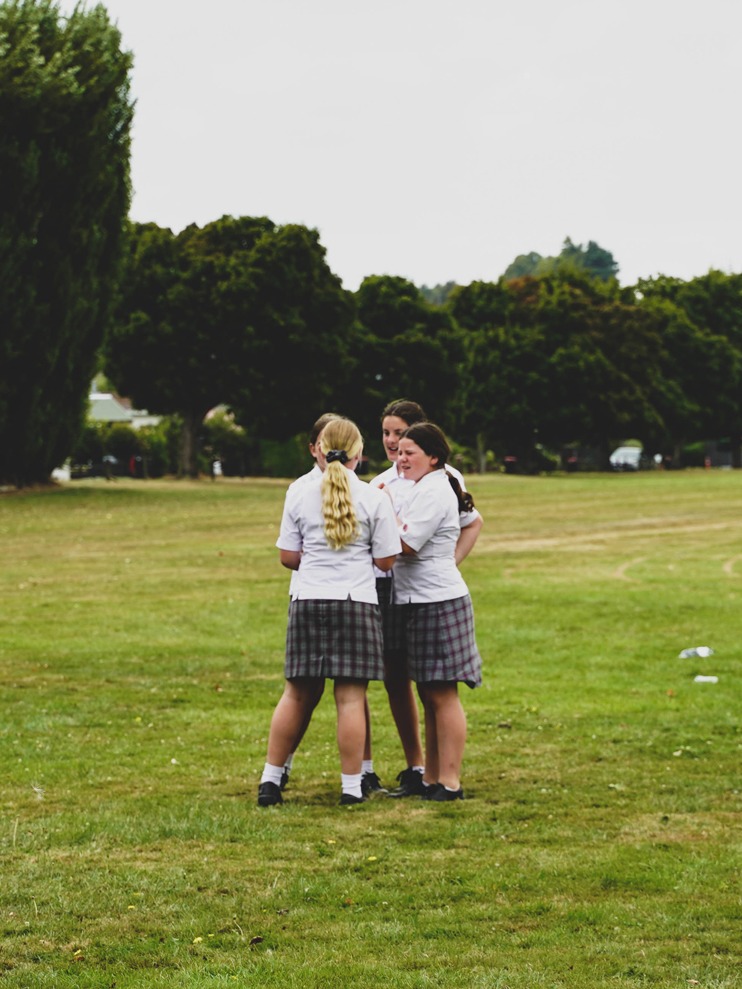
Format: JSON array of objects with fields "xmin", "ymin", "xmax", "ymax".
[
  {"xmin": 368, "ymin": 401, "xmax": 482, "ymax": 798},
  {"xmin": 259, "ymin": 417, "xmax": 400, "ymax": 806},
  {"xmin": 392, "ymin": 421, "xmax": 483, "ymax": 801}
]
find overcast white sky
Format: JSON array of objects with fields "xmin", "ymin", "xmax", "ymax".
[{"xmin": 62, "ymin": 0, "xmax": 742, "ymax": 289}]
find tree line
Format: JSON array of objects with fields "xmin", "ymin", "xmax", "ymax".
[
  {"xmin": 103, "ymin": 225, "xmax": 742, "ymax": 476},
  {"xmin": 3, "ymin": 1, "xmax": 742, "ymax": 486}
]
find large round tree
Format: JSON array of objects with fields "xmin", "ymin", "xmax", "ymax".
[{"xmin": 106, "ymin": 218, "xmax": 356, "ymax": 478}]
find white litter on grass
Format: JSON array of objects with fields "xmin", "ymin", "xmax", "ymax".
[
  {"xmin": 693, "ymin": 675, "xmax": 719, "ymax": 684},
  {"xmin": 678, "ymin": 646, "xmax": 714, "ymax": 659}
]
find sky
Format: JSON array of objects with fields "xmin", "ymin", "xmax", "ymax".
[{"xmin": 60, "ymin": 0, "xmax": 742, "ymax": 290}]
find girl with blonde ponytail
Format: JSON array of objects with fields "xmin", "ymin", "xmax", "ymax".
[{"xmin": 258, "ymin": 417, "xmax": 401, "ymax": 807}]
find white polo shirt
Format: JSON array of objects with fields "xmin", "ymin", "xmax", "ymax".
[
  {"xmin": 277, "ymin": 469, "xmax": 401, "ymax": 603},
  {"xmin": 371, "ymin": 460, "xmax": 466, "ymax": 510},
  {"xmin": 283, "ymin": 465, "xmax": 323, "ymax": 598},
  {"xmin": 392, "ymin": 469, "xmax": 473, "ymax": 604},
  {"xmin": 371, "ymin": 462, "xmax": 478, "ymax": 581}
]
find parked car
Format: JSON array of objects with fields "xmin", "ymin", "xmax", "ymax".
[{"xmin": 609, "ymin": 446, "xmax": 642, "ymax": 471}]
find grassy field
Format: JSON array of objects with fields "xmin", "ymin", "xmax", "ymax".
[{"xmin": 1, "ymin": 470, "xmax": 740, "ymax": 988}]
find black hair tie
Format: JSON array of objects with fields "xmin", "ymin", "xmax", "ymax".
[{"xmin": 326, "ymin": 449, "xmax": 349, "ymax": 464}]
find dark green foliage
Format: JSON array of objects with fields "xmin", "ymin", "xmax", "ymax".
[
  {"xmin": 69, "ymin": 422, "xmax": 106, "ymax": 465},
  {"xmin": 106, "ymin": 217, "xmax": 273, "ymax": 441},
  {"xmin": 0, "ymin": 0, "xmax": 133, "ymax": 486},
  {"xmin": 637, "ymin": 270, "xmax": 742, "ymax": 344},
  {"xmin": 256, "ymin": 435, "xmax": 314, "ymax": 478},
  {"xmin": 418, "ymin": 280, "xmax": 458, "ymax": 306},
  {"xmin": 637, "ymin": 271, "xmax": 742, "ymax": 464},
  {"xmin": 69, "ymin": 419, "xmax": 177, "ymax": 478},
  {"xmin": 449, "ymin": 269, "xmax": 742, "ymax": 468},
  {"xmin": 558, "ymin": 237, "xmax": 619, "ymax": 281},
  {"xmin": 136, "ymin": 416, "xmax": 180, "ymax": 477},
  {"xmin": 504, "ymin": 238, "xmax": 619, "ymax": 282},
  {"xmin": 637, "ymin": 294, "xmax": 740, "ymax": 453},
  {"xmin": 502, "ymin": 250, "xmax": 543, "ymax": 280},
  {"xmin": 234, "ymin": 223, "xmax": 356, "ymax": 441},
  {"xmin": 106, "ymin": 218, "xmax": 355, "ymax": 477},
  {"xmin": 200, "ymin": 408, "xmax": 251, "ymax": 477},
  {"xmin": 107, "ymin": 240, "xmax": 742, "ymax": 474},
  {"xmin": 342, "ymin": 275, "xmax": 466, "ymax": 434},
  {"xmin": 104, "ymin": 422, "xmax": 142, "ymax": 460}
]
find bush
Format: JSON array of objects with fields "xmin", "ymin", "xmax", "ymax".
[
  {"xmin": 137, "ymin": 419, "xmax": 180, "ymax": 477},
  {"xmin": 69, "ymin": 419, "xmax": 179, "ymax": 478},
  {"xmin": 201, "ymin": 409, "xmax": 253, "ymax": 477},
  {"xmin": 258, "ymin": 436, "xmax": 310, "ymax": 478},
  {"xmin": 70, "ymin": 423, "xmax": 106, "ymax": 465},
  {"xmin": 682, "ymin": 441, "xmax": 706, "ymax": 468},
  {"xmin": 105, "ymin": 423, "xmax": 142, "ymax": 461}
]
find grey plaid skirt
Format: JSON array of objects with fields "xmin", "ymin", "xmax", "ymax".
[
  {"xmin": 404, "ymin": 594, "xmax": 482, "ymax": 688},
  {"xmin": 285, "ymin": 598, "xmax": 385, "ymax": 681}
]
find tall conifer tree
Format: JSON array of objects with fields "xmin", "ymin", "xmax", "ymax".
[{"xmin": 0, "ymin": 0, "xmax": 133, "ymax": 485}]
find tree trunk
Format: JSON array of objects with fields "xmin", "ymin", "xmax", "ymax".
[{"xmin": 178, "ymin": 411, "xmax": 201, "ymax": 478}]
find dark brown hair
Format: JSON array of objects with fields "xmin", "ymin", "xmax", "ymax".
[
  {"xmin": 402, "ymin": 422, "xmax": 474, "ymax": 513},
  {"xmin": 309, "ymin": 412, "xmax": 340, "ymax": 445},
  {"xmin": 381, "ymin": 399, "xmax": 428, "ymax": 427}
]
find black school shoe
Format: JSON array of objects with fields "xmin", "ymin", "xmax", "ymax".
[
  {"xmin": 429, "ymin": 785, "xmax": 464, "ymax": 802},
  {"xmin": 258, "ymin": 781, "xmax": 283, "ymax": 807},
  {"xmin": 361, "ymin": 771, "xmax": 387, "ymax": 796},
  {"xmin": 280, "ymin": 768, "xmax": 290, "ymax": 791},
  {"xmin": 340, "ymin": 793, "xmax": 367, "ymax": 805},
  {"xmin": 386, "ymin": 767, "xmax": 426, "ymax": 798}
]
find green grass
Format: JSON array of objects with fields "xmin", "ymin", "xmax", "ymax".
[{"xmin": 1, "ymin": 471, "xmax": 740, "ymax": 987}]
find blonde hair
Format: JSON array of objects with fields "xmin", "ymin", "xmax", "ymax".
[{"xmin": 319, "ymin": 418, "xmax": 363, "ymax": 550}]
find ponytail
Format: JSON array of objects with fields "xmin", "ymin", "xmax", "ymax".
[
  {"xmin": 319, "ymin": 418, "xmax": 364, "ymax": 550},
  {"xmin": 446, "ymin": 471, "xmax": 474, "ymax": 514}
]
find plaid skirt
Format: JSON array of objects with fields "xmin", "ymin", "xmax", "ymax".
[
  {"xmin": 285, "ymin": 598, "xmax": 385, "ymax": 681},
  {"xmin": 404, "ymin": 594, "xmax": 482, "ymax": 688}
]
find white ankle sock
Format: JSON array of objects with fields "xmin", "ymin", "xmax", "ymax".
[
  {"xmin": 261, "ymin": 762, "xmax": 284, "ymax": 787},
  {"xmin": 284, "ymin": 753, "xmax": 294, "ymax": 771},
  {"xmin": 341, "ymin": 772, "xmax": 363, "ymax": 798},
  {"xmin": 362, "ymin": 760, "xmax": 374, "ymax": 775}
]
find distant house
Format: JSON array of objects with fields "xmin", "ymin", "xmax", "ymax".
[{"xmin": 88, "ymin": 392, "xmax": 161, "ymax": 430}]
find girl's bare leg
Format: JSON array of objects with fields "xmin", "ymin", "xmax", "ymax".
[
  {"xmin": 420, "ymin": 683, "xmax": 466, "ymax": 790},
  {"xmin": 363, "ymin": 694, "xmax": 372, "ymax": 761},
  {"xmin": 384, "ymin": 669, "xmax": 424, "ymax": 767},
  {"xmin": 266, "ymin": 678, "xmax": 324, "ymax": 768},
  {"xmin": 334, "ymin": 679, "xmax": 368, "ymax": 774}
]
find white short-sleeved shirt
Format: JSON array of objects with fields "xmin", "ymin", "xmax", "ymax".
[
  {"xmin": 277, "ymin": 469, "xmax": 401, "ymax": 603},
  {"xmin": 371, "ymin": 462, "xmax": 479, "ymax": 580},
  {"xmin": 283, "ymin": 465, "xmax": 323, "ymax": 597},
  {"xmin": 372, "ymin": 460, "xmax": 465, "ymax": 508},
  {"xmin": 392, "ymin": 469, "xmax": 473, "ymax": 604}
]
